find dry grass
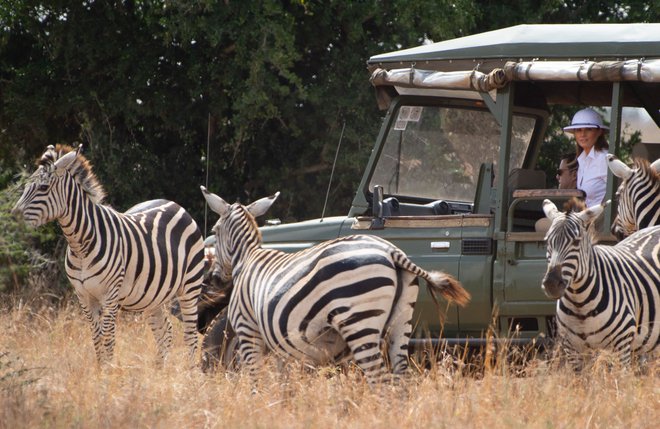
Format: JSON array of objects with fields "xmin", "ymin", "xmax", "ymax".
[{"xmin": 1, "ymin": 303, "xmax": 658, "ymax": 429}]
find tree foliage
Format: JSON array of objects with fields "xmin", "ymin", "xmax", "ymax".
[{"xmin": 0, "ymin": 0, "xmax": 476, "ymax": 227}]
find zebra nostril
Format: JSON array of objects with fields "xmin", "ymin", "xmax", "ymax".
[{"xmin": 542, "ymin": 267, "xmax": 566, "ymax": 299}]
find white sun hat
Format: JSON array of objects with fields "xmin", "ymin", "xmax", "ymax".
[{"xmin": 563, "ymin": 108, "xmax": 609, "ymax": 133}]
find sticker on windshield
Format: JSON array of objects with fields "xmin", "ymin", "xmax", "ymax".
[
  {"xmin": 395, "ymin": 106, "xmax": 423, "ymax": 130},
  {"xmin": 398, "ymin": 106, "xmax": 423, "ymax": 122},
  {"xmin": 394, "ymin": 119, "xmax": 408, "ymax": 130}
]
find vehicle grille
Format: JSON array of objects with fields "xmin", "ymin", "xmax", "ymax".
[{"xmin": 461, "ymin": 238, "xmax": 493, "ymax": 255}]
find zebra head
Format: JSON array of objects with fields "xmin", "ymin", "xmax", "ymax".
[
  {"xmin": 11, "ymin": 144, "xmax": 82, "ymax": 227},
  {"xmin": 201, "ymin": 186, "xmax": 280, "ymax": 283},
  {"xmin": 541, "ymin": 199, "xmax": 606, "ymax": 299},
  {"xmin": 608, "ymin": 154, "xmax": 660, "ymax": 239}
]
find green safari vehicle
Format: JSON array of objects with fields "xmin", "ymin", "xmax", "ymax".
[{"xmin": 200, "ymin": 23, "xmax": 660, "ymax": 367}]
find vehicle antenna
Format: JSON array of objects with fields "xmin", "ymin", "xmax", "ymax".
[
  {"xmin": 204, "ymin": 112, "xmax": 212, "ymax": 235},
  {"xmin": 320, "ymin": 120, "xmax": 346, "ymax": 222}
]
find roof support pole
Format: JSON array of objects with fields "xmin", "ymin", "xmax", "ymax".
[
  {"xmin": 605, "ymin": 82, "xmax": 624, "ymax": 230},
  {"xmin": 493, "ymin": 84, "xmax": 515, "ymax": 237},
  {"xmin": 490, "ymin": 84, "xmax": 514, "ymax": 309}
]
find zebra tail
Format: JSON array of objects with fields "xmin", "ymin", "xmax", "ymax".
[
  {"xmin": 390, "ymin": 245, "xmax": 470, "ymax": 307},
  {"xmin": 424, "ymin": 271, "xmax": 471, "ymax": 308}
]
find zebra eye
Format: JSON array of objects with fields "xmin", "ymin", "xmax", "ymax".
[{"xmin": 38, "ymin": 184, "xmax": 49, "ymax": 192}]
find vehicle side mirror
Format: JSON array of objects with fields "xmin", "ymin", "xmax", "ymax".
[{"xmin": 371, "ymin": 185, "xmax": 385, "ymax": 229}]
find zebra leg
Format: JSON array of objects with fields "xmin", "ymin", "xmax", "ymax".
[
  {"xmin": 332, "ymin": 314, "xmax": 388, "ymax": 386},
  {"xmin": 386, "ymin": 273, "xmax": 419, "ymax": 379},
  {"xmin": 103, "ymin": 303, "xmax": 119, "ymax": 361},
  {"xmin": 613, "ymin": 331, "xmax": 634, "ymax": 367},
  {"xmin": 553, "ymin": 336, "xmax": 583, "ymax": 371},
  {"xmin": 147, "ymin": 306, "xmax": 174, "ymax": 365},
  {"xmin": 237, "ymin": 332, "xmax": 267, "ymax": 382},
  {"xmin": 175, "ymin": 293, "xmax": 200, "ymax": 362},
  {"xmin": 79, "ymin": 299, "xmax": 109, "ymax": 364}
]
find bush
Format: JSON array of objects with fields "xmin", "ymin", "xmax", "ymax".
[{"xmin": 0, "ymin": 173, "xmax": 68, "ymax": 304}]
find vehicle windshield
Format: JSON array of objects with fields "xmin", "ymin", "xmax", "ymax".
[{"xmin": 370, "ymin": 104, "xmax": 535, "ymax": 203}]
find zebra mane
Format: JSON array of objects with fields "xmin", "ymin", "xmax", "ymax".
[
  {"xmin": 563, "ymin": 197, "xmax": 606, "ymax": 243},
  {"xmin": 40, "ymin": 144, "xmax": 107, "ymax": 204},
  {"xmin": 549, "ymin": 197, "xmax": 604, "ymax": 243},
  {"xmin": 633, "ymin": 157, "xmax": 660, "ymax": 183},
  {"xmin": 562, "ymin": 197, "xmax": 586, "ymax": 213},
  {"xmin": 234, "ymin": 204, "xmax": 263, "ymax": 244}
]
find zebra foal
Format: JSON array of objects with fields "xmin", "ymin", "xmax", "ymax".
[
  {"xmin": 12, "ymin": 145, "xmax": 205, "ymax": 365},
  {"xmin": 541, "ymin": 199, "xmax": 660, "ymax": 367},
  {"xmin": 607, "ymin": 155, "xmax": 660, "ymax": 239},
  {"xmin": 200, "ymin": 187, "xmax": 470, "ymax": 385}
]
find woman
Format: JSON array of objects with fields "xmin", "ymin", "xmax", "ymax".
[{"xmin": 563, "ymin": 108, "xmax": 609, "ymax": 207}]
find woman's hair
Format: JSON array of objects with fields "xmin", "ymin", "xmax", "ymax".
[{"xmin": 575, "ymin": 133, "xmax": 609, "ymax": 156}]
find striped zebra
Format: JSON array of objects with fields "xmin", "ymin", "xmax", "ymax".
[
  {"xmin": 12, "ymin": 145, "xmax": 205, "ymax": 365},
  {"xmin": 607, "ymin": 155, "xmax": 660, "ymax": 239},
  {"xmin": 200, "ymin": 186, "xmax": 470, "ymax": 385},
  {"xmin": 541, "ymin": 199, "xmax": 660, "ymax": 366}
]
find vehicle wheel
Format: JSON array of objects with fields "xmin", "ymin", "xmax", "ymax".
[{"xmin": 200, "ymin": 307, "xmax": 240, "ymax": 372}]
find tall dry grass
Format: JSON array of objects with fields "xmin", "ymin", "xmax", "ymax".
[{"xmin": 1, "ymin": 302, "xmax": 658, "ymax": 429}]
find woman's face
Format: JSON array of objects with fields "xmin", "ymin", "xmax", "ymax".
[{"xmin": 572, "ymin": 128, "xmax": 603, "ymax": 154}]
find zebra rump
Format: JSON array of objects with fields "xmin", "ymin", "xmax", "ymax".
[
  {"xmin": 541, "ymin": 199, "xmax": 660, "ymax": 366},
  {"xmin": 201, "ymin": 186, "xmax": 470, "ymax": 385},
  {"xmin": 607, "ymin": 155, "xmax": 660, "ymax": 239},
  {"xmin": 12, "ymin": 145, "xmax": 205, "ymax": 365}
]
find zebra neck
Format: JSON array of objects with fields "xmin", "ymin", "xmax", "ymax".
[
  {"xmin": 58, "ymin": 189, "xmax": 106, "ymax": 257},
  {"xmin": 637, "ymin": 189, "xmax": 660, "ymax": 228},
  {"xmin": 231, "ymin": 226, "xmax": 261, "ymax": 254},
  {"xmin": 230, "ymin": 235, "xmax": 266, "ymax": 279},
  {"xmin": 569, "ymin": 242, "xmax": 596, "ymax": 289}
]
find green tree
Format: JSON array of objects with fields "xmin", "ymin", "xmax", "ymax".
[{"xmin": 1, "ymin": 0, "xmax": 477, "ymax": 226}]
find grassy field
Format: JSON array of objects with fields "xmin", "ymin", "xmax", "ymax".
[{"xmin": 1, "ymin": 302, "xmax": 658, "ymax": 429}]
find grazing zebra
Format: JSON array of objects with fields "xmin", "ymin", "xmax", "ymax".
[
  {"xmin": 541, "ymin": 199, "xmax": 660, "ymax": 366},
  {"xmin": 12, "ymin": 145, "xmax": 205, "ymax": 365},
  {"xmin": 200, "ymin": 186, "xmax": 470, "ymax": 385},
  {"xmin": 607, "ymin": 155, "xmax": 660, "ymax": 239}
]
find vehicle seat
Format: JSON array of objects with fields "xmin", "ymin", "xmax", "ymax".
[
  {"xmin": 507, "ymin": 168, "xmax": 546, "ymax": 231},
  {"xmin": 473, "ymin": 162, "xmax": 494, "ymax": 214}
]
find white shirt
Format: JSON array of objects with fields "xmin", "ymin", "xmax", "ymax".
[{"xmin": 577, "ymin": 148, "xmax": 608, "ymax": 207}]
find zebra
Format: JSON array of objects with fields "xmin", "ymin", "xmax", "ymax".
[
  {"xmin": 200, "ymin": 186, "xmax": 470, "ymax": 385},
  {"xmin": 607, "ymin": 155, "xmax": 660, "ymax": 239},
  {"xmin": 12, "ymin": 145, "xmax": 205, "ymax": 365},
  {"xmin": 541, "ymin": 198, "xmax": 660, "ymax": 367}
]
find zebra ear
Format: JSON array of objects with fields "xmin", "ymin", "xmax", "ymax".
[
  {"xmin": 200, "ymin": 186, "xmax": 230, "ymax": 216},
  {"xmin": 651, "ymin": 157, "xmax": 660, "ymax": 173},
  {"xmin": 247, "ymin": 192, "xmax": 280, "ymax": 218},
  {"xmin": 542, "ymin": 199, "xmax": 560, "ymax": 220},
  {"xmin": 577, "ymin": 200, "xmax": 609, "ymax": 224},
  {"xmin": 53, "ymin": 144, "xmax": 81, "ymax": 172},
  {"xmin": 607, "ymin": 154, "xmax": 633, "ymax": 180}
]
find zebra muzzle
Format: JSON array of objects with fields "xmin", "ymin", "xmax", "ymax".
[
  {"xmin": 10, "ymin": 204, "xmax": 23, "ymax": 219},
  {"xmin": 542, "ymin": 266, "xmax": 566, "ymax": 299}
]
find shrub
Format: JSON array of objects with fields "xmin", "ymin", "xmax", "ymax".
[{"xmin": 0, "ymin": 173, "xmax": 68, "ymax": 304}]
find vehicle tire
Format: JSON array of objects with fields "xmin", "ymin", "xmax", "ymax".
[{"xmin": 200, "ymin": 307, "xmax": 240, "ymax": 372}]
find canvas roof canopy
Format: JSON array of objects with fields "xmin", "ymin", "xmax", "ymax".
[
  {"xmin": 367, "ymin": 24, "xmax": 660, "ymax": 123},
  {"xmin": 368, "ymin": 24, "xmax": 660, "ymax": 71}
]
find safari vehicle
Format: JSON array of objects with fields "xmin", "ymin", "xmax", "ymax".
[{"xmin": 201, "ymin": 23, "xmax": 660, "ymax": 365}]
